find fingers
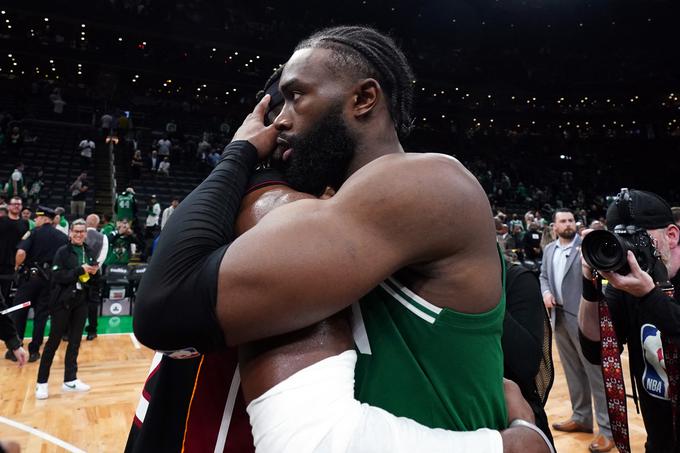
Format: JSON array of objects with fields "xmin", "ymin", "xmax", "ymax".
[
  {"xmin": 627, "ymin": 250, "xmax": 642, "ymax": 274},
  {"xmin": 252, "ymin": 94, "xmax": 271, "ymax": 120}
]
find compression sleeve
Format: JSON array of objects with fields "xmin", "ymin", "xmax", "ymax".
[{"xmin": 133, "ymin": 141, "xmax": 258, "ymax": 354}]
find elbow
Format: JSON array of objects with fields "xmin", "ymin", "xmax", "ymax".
[{"xmin": 132, "ymin": 289, "xmax": 165, "ymax": 350}]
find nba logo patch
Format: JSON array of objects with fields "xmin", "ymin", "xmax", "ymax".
[{"xmin": 641, "ymin": 324, "xmax": 670, "ymax": 400}]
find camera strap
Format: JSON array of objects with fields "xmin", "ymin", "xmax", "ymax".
[
  {"xmin": 598, "ymin": 298, "xmax": 631, "ymax": 453},
  {"xmin": 660, "ymin": 284, "xmax": 680, "ymax": 447}
]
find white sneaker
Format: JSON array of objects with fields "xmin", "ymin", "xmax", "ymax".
[
  {"xmin": 62, "ymin": 379, "xmax": 90, "ymax": 393},
  {"xmin": 36, "ymin": 383, "xmax": 48, "ymax": 400}
]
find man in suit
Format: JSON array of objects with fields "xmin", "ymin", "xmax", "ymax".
[{"xmin": 539, "ymin": 208, "xmax": 613, "ymax": 452}]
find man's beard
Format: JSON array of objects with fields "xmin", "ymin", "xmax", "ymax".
[
  {"xmin": 558, "ymin": 229, "xmax": 576, "ymax": 240},
  {"xmin": 273, "ymin": 105, "xmax": 356, "ymax": 196}
]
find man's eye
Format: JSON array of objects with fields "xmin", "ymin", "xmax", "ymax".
[{"xmin": 292, "ymin": 92, "xmax": 302, "ymax": 101}]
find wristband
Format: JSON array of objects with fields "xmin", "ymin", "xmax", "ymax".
[
  {"xmin": 582, "ymin": 276, "xmax": 603, "ymax": 302},
  {"xmin": 509, "ymin": 419, "xmax": 555, "ymax": 453}
]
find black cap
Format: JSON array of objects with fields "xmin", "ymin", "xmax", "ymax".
[
  {"xmin": 606, "ymin": 189, "xmax": 674, "ymax": 229},
  {"xmin": 35, "ymin": 206, "xmax": 56, "ymax": 219}
]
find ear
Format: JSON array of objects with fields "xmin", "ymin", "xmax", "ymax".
[
  {"xmin": 351, "ymin": 78, "xmax": 380, "ymax": 119},
  {"xmin": 668, "ymin": 224, "xmax": 680, "ymax": 248}
]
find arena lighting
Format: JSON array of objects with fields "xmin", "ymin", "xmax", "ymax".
[
  {"xmin": 118, "ymin": 37, "xmax": 123, "ymax": 42},
  {"xmin": 44, "ymin": 17, "xmax": 48, "ymax": 22}
]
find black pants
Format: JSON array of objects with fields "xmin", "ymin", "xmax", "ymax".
[
  {"xmin": 37, "ymin": 297, "xmax": 87, "ymax": 383},
  {"xmin": 10, "ymin": 276, "xmax": 50, "ymax": 354},
  {"xmin": 85, "ymin": 283, "xmax": 101, "ymax": 335}
]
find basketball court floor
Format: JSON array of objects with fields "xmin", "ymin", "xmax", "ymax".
[{"xmin": 0, "ymin": 316, "xmax": 647, "ymax": 452}]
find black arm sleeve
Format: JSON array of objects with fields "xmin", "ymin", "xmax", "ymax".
[
  {"xmin": 502, "ymin": 265, "xmax": 544, "ymax": 386},
  {"xmin": 0, "ymin": 312, "xmax": 21, "ymax": 351},
  {"xmin": 133, "ymin": 141, "xmax": 258, "ymax": 354}
]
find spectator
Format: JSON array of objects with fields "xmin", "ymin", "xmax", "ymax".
[
  {"xmin": 27, "ymin": 168, "xmax": 44, "ymax": 207},
  {"xmin": 0, "ymin": 197, "xmax": 29, "ymax": 308},
  {"xmin": 7, "ymin": 127, "xmax": 22, "ymax": 154},
  {"xmin": 100, "ymin": 112, "xmax": 113, "ymax": 140},
  {"xmin": 69, "ymin": 172, "xmax": 89, "ymax": 218},
  {"xmin": 161, "ymin": 198, "xmax": 179, "ymax": 230},
  {"xmin": 100, "ymin": 213, "xmax": 115, "ymax": 236},
  {"xmin": 50, "ymin": 88, "xmax": 66, "ymax": 115},
  {"xmin": 145, "ymin": 195, "xmax": 161, "ymax": 237},
  {"xmin": 147, "ymin": 150, "xmax": 160, "ymax": 172},
  {"xmin": 54, "ymin": 207, "xmax": 69, "ymax": 236},
  {"xmin": 130, "ymin": 150, "xmax": 143, "ymax": 180},
  {"xmin": 114, "ymin": 188, "xmax": 136, "ymax": 223},
  {"xmin": 3, "ymin": 163, "xmax": 27, "ymax": 199},
  {"xmin": 158, "ymin": 157, "xmax": 170, "ymax": 176},
  {"xmin": 84, "ymin": 214, "xmax": 108, "ymax": 341},
  {"xmin": 78, "ymin": 138, "xmax": 95, "ymax": 170},
  {"xmin": 156, "ymin": 135, "xmax": 171, "ymax": 160},
  {"xmin": 21, "ymin": 207, "xmax": 34, "ymax": 230},
  {"xmin": 104, "ymin": 220, "xmax": 139, "ymax": 266}
]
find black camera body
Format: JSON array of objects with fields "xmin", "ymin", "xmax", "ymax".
[
  {"xmin": 581, "ymin": 225, "xmax": 658, "ymax": 275},
  {"xmin": 581, "ymin": 187, "xmax": 663, "ymax": 276}
]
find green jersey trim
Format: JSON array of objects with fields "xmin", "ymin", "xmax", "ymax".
[{"xmin": 380, "ymin": 278, "xmax": 441, "ymax": 323}]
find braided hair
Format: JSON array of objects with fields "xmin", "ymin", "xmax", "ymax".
[{"xmin": 295, "ymin": 26, "xmax": 415, "ymax": 139}]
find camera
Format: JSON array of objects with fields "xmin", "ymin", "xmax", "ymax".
[
  {"xmin": 581, "ymin": 188, "xmax": 659, "ymax": 275},
  {"xmin": 581, "ymin": 226, "xmax": 657, "ymax": 275}
]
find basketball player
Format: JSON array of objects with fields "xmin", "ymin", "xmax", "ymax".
[{"xmin": 132, "ymin": 26, "xmax": 551, "ymax": 452}]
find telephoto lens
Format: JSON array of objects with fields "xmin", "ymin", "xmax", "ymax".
[{"xmin": 581, "ymin": 230, "xmax": 630, "ymax": 274}]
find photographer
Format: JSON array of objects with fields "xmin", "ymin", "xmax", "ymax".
[
  {"xmin": 578, "ymin": 189, "xmax": 680, "ymax": 453},
  {"xmin": 35, "ymin": 219, "xmax": 98, "ymax": 399}
]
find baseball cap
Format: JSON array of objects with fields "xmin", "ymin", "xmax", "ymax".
[
  {"xmin": 126, "ymin": 187, "xmax": 135, "ymax": 194},
  {"xmin": 606, "ymin": 189, "xmax": 674, "ymax": 229}
]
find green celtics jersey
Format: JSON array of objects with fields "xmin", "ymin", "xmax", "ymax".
[
  {"xmin": 116, "ymin": 193, "xmax": 135, "ymax": 221},
  {"xmin": 353, "ymin": 269, "xmax": 507, "ymax": 431}
]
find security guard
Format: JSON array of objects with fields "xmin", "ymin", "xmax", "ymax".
[{"xmin": 8, "ymin": 206, "xmax": 68, "ymax": 362}]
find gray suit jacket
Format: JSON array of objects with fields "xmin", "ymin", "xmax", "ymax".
[{"xmin": 539, "ymin": 235, "xmax": 583, "ymax": 326}]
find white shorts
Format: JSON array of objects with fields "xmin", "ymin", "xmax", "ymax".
[{"xmin": 247, "ymin": 350, "xmax": 502, "ymax": 453}]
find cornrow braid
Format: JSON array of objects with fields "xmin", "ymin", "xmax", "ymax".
[{"xmin": 296, "ymin": 26, "xmax": 415, "ymax": 139}]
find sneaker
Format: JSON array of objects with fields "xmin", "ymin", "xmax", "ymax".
[
  {"xmin": 86, "ymin": 332, "xmax": 97, "ymax": 341},
  {"xmin": 62, "ymin": 379, "xmax": 90, "ymax": 393},
  {"xmin": 28, "ymin": 351, "xmax": 40, "ymax": 363},
  {"xmin": 36, "ymin": 383, "xmax": 48, "ymax": 400},
  {"xmin": 5, "ymin": 349, "xmax": 17, "ymax": 362}
]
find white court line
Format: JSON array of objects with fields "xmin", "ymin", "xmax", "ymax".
[
  {"xmin": 0, "ymin": 416, "xmax": 87, "ymax": 453},
  {"xmin": 129, "ymin": 333, "xmax": 142, "ymax": 349}
]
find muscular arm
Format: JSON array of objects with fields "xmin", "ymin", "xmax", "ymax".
[{"xmin": 217, "ymin": 153, "xmax": 496, "ymax": 345}]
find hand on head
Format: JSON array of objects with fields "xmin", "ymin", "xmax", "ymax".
[{"xmin": 232, "ymin": 94, "xmax": 279, "ymax": 160}]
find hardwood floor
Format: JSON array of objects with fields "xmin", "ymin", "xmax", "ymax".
[{"xmin": 1, "ymin": 335, "xmax": 648, "ymax": 452}]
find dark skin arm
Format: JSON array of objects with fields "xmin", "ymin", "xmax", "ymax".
[
  {"xmin": 235, "ymin": 184, "xmax": 548, "ymax": 453},
  {"xmin": 216, "ymin": 152, "xmax": 501, "ymax": 346}
]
